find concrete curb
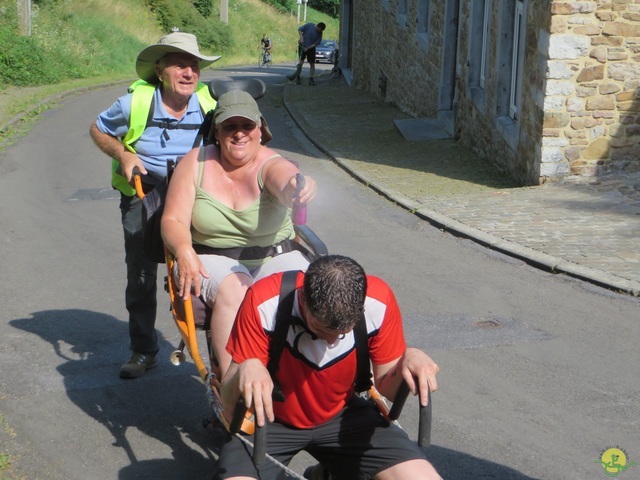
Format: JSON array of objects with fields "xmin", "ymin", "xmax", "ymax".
[{"xmin": 282, "ymin": 84, "xmax": 640, "ymax": 297}]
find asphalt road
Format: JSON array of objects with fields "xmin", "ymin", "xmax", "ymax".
[{"xmin": 1, "ymin": 64, "xmax": 639, "ymax": 480}]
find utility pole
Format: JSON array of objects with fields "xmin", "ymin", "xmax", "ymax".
[
  {"xmin": 220, "ymin": 0, "xmax": 228, "ymax": 24},
  {"xmin": 303, "ymin": 0, "xmax": 308, "ymax": 22},
  {"xmin": 297, "ymin": 0, "xmax": 301, "ymax": 22},
  {"xmin": 17, "ymin": 0, "xmax": 31, "ymax": 36}
]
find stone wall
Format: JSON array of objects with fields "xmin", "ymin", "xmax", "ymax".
[
  {"xmin": 454, "ymin": 0, "xmax": 551, "ymax": 185},
  {"xmin": 349, "ymin": 0, "xmax": 640, "ymax": 185},
  {"xmin": 350, "ymin": 0, "xmax": 446, "ymax": 117},
  {"xmin": 544, "ymin": 0, "xmax": 640, "ymax": 177}
]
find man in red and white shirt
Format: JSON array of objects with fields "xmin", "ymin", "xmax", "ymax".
[{"xmin": 218, "ymin": 255, "xmax": 442, "ymax": 480}]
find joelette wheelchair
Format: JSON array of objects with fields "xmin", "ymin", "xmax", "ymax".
[{"xmin": 133, "ymin": 78, "xmax": 431, "ymax": 478}]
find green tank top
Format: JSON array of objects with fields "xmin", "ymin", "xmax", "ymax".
[{"xmin": 191, "ymin": 150, "xmax": 295, "ymax": 267}]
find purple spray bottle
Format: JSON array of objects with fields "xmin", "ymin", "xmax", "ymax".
[{"xmin": 292, "ymin": 173, "xmax": 307, "ymax": 225}]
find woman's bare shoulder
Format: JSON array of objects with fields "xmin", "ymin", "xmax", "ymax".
[{"xmin": 260, "ymin": 146, "xmax": 294, "ymax": 167}]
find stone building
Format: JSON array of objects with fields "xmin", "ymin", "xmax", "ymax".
[{"xmin": 337, "ymin": 0, "xmax": 640, "ymax": 186}]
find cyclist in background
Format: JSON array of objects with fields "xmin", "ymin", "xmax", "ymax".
[{"xmin": 260, "ymin": 34, "xmax": 272, "ymax": 63}]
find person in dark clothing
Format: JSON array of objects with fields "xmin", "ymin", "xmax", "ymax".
[{"xmin": 287, "ymin": 22, "xmax": 325, "ymax": 86}]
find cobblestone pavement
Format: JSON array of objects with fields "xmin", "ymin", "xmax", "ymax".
[{"xmin": 283, "ymin": 76, "xmax": 640, "ymax": 296}]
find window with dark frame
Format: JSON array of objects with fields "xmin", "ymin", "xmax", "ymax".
[
  {"xmin": 397, "ymin": 0, "xmax": 408, "ymax": 27},
  {"xmin": 496, "ymin": 0, "xmax": 526, "ymax": 122},
  {"xmin": 509, "ymin": 0, "xmax": 525, "ymax": 120},
  {"xmin": 417, "ymin": 0, "xmax": 430, "ymax": 35},
  {"xmin": 469, "ymin": 0, "xmax": 491, "ymax": 91}
]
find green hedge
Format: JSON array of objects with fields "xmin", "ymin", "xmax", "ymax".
[
  {"xmin": 259, "ymin": 0, "xmax": 295, "ymax": 14},
  {"xmin": 144, "ymin": 0, "xmax": 232, "ymax": 51},
  {"xmin": 1, "ymin": 3, "xmax": 65, "ymax": 85},
  {"xmin": 260, "ymin": 0, "xmax": 338, "ymax": 18}
]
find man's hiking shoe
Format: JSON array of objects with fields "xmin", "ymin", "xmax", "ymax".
[
  {"xmin": 287, "ymin": 74, "xmax": 295, "ymax": 81},
  {"xmin": 309, "ymin": 78, "xmax": 316, "ymax": 86},
  {"xmin": 303, "ymin": 464, "xmax": 332, "ymax": 480},
  {"xmin": 120, "ymin": 352, "xmax": 158, "ymax": 379}
]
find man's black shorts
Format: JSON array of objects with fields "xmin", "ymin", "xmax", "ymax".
[
  {"xmin": 299, "ymin": 45, "xmax": 317, "ymax": 64},
  {"xmin": 213, "ymin": 396, "xmax": 426, "ymax": 480}
]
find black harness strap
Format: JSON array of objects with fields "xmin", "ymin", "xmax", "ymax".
[
  {"xmin": 196, "ymin": 109, "xmax": 215, "ymax": 147},
  {"xmin": 267, "ymin": 272, "xmax": 373, "ymax": 401},
  {"xmin": 146, "ymin": 120, "xmax": 202, "ymax": 130},
  {"xmin": 354, "ymin": 314, "xmax": 373, "ymax": 393},
  {"xmin": 268, "ymin": 270, "xmax": 299, "ymax": 402},
  {"xmin": 143, "ymin": 94, "xmax": 209, "ymax": 146},
  {"xmin": 146, "ymin": 93, "xmax": 155, "ymax": 130}
]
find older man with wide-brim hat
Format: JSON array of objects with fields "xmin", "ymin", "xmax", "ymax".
[
  {"xmin": 89, "ymin": 31, "xmax": 220, "ymax": 380},
  {"xmin": 136, "ymin": 31, "xmax": 221, "ymax": 84}
]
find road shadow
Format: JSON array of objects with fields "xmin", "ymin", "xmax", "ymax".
[
  {"xmin": 10, "ymin": 309, "xmax": 226, "ymax": 479},
  {"xmin": 9, "ymin": 310, "xmax": 545, "ymax": 479},
  {"xmin": 426, "ymin": 444, "xmax": 540, "ymax": 479},
  {"xmin": 546, "ymin": 174, "xmax": 640, "ymax": 224},
  {"xmin": 283, "ymin": 77, "xmax": 520, "ymax": 193}
]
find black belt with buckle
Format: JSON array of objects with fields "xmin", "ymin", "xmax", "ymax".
[{"xmin": 193, "ymin": 238, "xmax": 306, "ymax": 261}]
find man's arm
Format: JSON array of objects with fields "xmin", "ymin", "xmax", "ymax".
[
  {"xmin": 222, "ymin": 283, "xmax": 279, "ymax": 427},
  {"xmin": 372, "ymin": 348, "xmax": 439, "ymax": 406},
  {"xmin": 221, "ymin": 359, "xmax": 275, "ymax": 427},
  {"xmin": 261, "ymin": 154, "xmax": 317, "ymax": 207},
  {"xmin": 89, "ymin": 122, "xmax": 147, "ymax": 179}
]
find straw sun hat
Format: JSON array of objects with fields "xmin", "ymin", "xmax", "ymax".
[{"xmin": 136, "ymin": 32, "xmax": 221, "ymax": 84}]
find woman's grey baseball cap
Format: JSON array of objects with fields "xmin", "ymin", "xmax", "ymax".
[{"xmin": 213, "ymin": 90, "xmax": 273, "ymax": 145}]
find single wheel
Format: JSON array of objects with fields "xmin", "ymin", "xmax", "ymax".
[
  {"xmin": 330, "ymin": 52, "xmax": 341, "ymax": 78},
  {"xmin": 258, "ymin": 52, "xmax": 265, "ymax": 68}
]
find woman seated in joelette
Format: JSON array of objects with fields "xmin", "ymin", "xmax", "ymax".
[{"xmin": 161, "ymin": 88, "xmax": 317, "ymax": 377}]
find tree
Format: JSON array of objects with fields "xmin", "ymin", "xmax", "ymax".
[
  {"xmin": 305, "ymin": 0, "xmax": 340, "ymax": 18},
  {"xmin": 193, "ymin": 0, "xmax": 212, "ymax": 17}
]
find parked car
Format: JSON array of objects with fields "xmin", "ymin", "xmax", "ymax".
[{"xmin": 315, "ymin": 40, "xmax": 338, "ymax": 64}]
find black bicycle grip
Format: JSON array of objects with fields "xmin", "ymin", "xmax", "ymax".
[
  {"xmin": 252, "ymin": 422, "xmax": 267, "ymax": 465},
  {"xmin": 418, "ymin": 389, "xmax": 432, "ymax": 447},
  {"xmin": 229, "ymin": 397, "xmax": 247, "ymax": 434},
  {"xmin": 388, "ymin": 380, "xmax": 410, "ymax": 420}
]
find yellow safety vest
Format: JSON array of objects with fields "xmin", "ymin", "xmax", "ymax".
[{"xmin": 111, "ymin": 80, "xmax": 216, "ymax": 196}]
